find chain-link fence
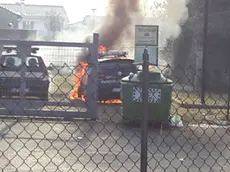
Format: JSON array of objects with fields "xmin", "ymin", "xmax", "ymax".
[{"xmin": 0, "ymin": 38, "xmax": 230, "ymax": 172}]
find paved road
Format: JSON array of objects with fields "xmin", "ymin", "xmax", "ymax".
[{"xmin": 0, "ymin": 112, "xmax": 230, "ymax": 172}]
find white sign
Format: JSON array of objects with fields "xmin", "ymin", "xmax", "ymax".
[
  {"xmin": 134, "ymin": 25, "xmax": 159, "ymax": 65},
  {"xmin": 135, "ymin": 25, "xmax": 159, "ymax": 46},
  {"xmin": 132, "ymin": 86, "xmax": 161, "ymax": 103}
]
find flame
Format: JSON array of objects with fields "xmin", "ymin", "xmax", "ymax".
[
  {"xmin": 98, "ymin": 45, "xmax": 107, "ymax": 53},
  {"xmin": 68, "ymin": 62, "xmax": 88, "ymax": 101},
  {"xmin": 68, "ymin": 61, "xmax": 122, "ymax": 104},
  {"xmin": 99, "ymin": 99, "xmax": 122, "ymax": 104}
]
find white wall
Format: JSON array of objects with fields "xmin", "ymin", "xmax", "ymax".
[
  {"xmin": 18, "ymin": 15, "xmax": 69, "ymax": 40},
  {"xmin": 18, "ymin": 17, "xmax": 48, "ymax": 38}
]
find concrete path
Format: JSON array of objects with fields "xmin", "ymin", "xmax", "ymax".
[{"xmin": 0, "ymin": 117, "xmax": 230, "ymax": 172}]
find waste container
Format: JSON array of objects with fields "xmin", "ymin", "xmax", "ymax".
[{"xmin": 120, "ymin": 70, "xmax": 173, "ymax": 122}]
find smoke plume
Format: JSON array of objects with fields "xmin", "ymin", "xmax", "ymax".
[
  {"xmin": 99, "ymin": 0, "xmax": 140, "ymax": 49},
  {"xmin": 139, "ymin": 0, "xmax": 189, "ymax": 48},
  {"xmin": 55, "ymin": 0, "xmax": 190, "ymax": 65}
]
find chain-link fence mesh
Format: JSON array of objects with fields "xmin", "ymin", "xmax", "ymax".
[{"xmin": 0, "ymin": 42, "xmax": 230, "ymax": 172}]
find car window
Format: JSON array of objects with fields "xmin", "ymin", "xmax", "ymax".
[
  {"xmin": 2, "ymin": 56, "xmax": 40, "ymax": 66},
  {"xmin": 3, "ymin": 56, "xmax": 22, "ymax": 67},
  {"xmin": 26, "ymin": 57, "xmax": 40, "ymax": 67},
  {"xmin": 1, "ymin": 56, "xmax": 43, "ymax": 72},
  {"xmin": 98, "ymin": 60, "xmax": 137, "ymax": 76}
]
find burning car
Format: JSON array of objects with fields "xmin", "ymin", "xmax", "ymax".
[
  {"xmin": 0, "ymin": 45, "xmax": 53, "ymax": 100},
  {"xmin": 69, "ymin": 47, "xmax": 138, "ymax": 102}
]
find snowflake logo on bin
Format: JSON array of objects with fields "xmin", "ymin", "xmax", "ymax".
[
  {"xmin": 148, "ymin": 88, "xmax": 161, "ymax": 103},
  {"xmin": 132, "ymin": 86, "xmax": 161, "ymax": 103},
  {"xmin": 133, "ymin": 87, "xmax": 142, "ymax": 102}
]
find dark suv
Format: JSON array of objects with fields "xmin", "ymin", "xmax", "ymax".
[
  {"xmin": 0, "ymin": 46, "xmax": 52, "ymax": 100},
  {"xmin": 78, "ymin": 52, "xmax": 138, "ymax": 101}
]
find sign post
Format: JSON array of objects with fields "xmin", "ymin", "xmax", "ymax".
[
  {"xmin": 135, "ymin": 25, "xmax": 159, "ymax": 172},
  {"xmin": 134, "ymin": 25, "xmax": 159, "ymax": 65}
]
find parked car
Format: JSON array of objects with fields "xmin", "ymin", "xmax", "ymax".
[
  {"xmin": 78, "ymin": 51, "xmax": 138, "ymax": 101},
  {"xmin": 0, "ymin": 46, "xmax": 53, "ymax": 100}
]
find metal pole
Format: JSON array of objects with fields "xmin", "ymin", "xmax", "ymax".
[
  {"xmin": 86, "ymin": 33, "xmax": 99, "ymax": 120},
  {"xmin": 141, "ymin": 48, "xmax": 149, "ymax": 172},
  {"xmin": 18, "ymin": 44, "xmax": 27, "ymax": 101},
  {"xmin": 91, "ymin": 8, "xmax": 96, "ymax": 30},
  {"xmin": 227, "ymin": 68, "xmax": 230, "ymax": 120},
  {"xmin": 201, "ymin": 0, "xmax": 209, "ymax": 104}
]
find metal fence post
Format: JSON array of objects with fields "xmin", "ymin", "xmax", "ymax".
[
  {"xmin": 201, "ymin": 0, "xmax": 209, "ymax": 104},
  {"xmin": 86, "ymin": 33, "xmax": 99, "ymax": 120},
  {"xmin": 141, "ymin": 48, "xmax": 149, "ymax": 172},
  {"xmin": 227, "ymin": 68, "xmax": 230, "ymax": 121},
  {"xmin": 18, "ymin": 43, "xmax": 27, "ymax": 101}
]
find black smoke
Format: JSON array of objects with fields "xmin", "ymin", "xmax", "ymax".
[{"xmin": 99, "ymin": 0, "xmax": 140, "ymax": 49}]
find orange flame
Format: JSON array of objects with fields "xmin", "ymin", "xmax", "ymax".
[
  {"xmin": 99, "ymin": 99, "xmax": 122, "ymax": 104},
  {"xmin": 98, "ymin": 45, "xmax": 107, "ymax": 53},
  {"xmin": 69, "ymin": 62, "xmax": 88, "ymax": 101},
  {"xmin": 68, "ymin": 61, "xmax": 122, "ymax": 104}
]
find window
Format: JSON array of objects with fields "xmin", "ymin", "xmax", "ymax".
[
  {"xmin": 2, "ymin": 56, "xmax": 40, "ymax": 68},
  {"xmin": 22, "ymin": 21, "xmax": 27, "ymax": 29},
  {"xmin": 22, "ymin": 21, "xmax": 35, "ymax": 30},
  {"xmin": 26, "ymin": 57, "xmax": 39, "ymax": 67},
  {"xmin": 30, "ymin": 21, "xmax": 34, "ymax": 29},
  {"xmin": 3, "ymin": 56, "xmax": 22, "ymax": 67}
]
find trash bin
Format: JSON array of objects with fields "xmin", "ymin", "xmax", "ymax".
[{"xmin": 120, "ymin": 70, "xmax": 173, "ymax": 122}]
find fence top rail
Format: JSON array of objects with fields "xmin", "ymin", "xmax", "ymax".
[{"xmin": 0, "ymin": 39, "xmax": 94, "ymax": 48}]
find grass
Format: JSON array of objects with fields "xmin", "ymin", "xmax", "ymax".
[
  {"xmin": 173, "ymin": 91, "xmax": 228, "ymax": 106},
  {"xmin": 172, "ymin": 90, "xmax": 228, "ymax": 124},
  {"xmin": 49, "ymin": 74, "xmax": 74, "ymax": 95}
]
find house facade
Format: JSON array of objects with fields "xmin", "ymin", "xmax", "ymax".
[
  {"xmin": 0, "ymin": 5, "xmax": 21, "ymax": 29},
  {"xmin": 0, "ymin": 3, "xmax": 69, "ymax": 40},
  {"xmin": 0, "ymin": 5, "xmax": 36, "ymax": 40}
]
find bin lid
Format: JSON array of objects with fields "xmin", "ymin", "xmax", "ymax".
[{"xmin": 121, "ymin": 71, "xmax": 173, "ymax": 84}]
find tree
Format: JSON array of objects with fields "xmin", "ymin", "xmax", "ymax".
[{"xmin": 45, "ymin": 10, "xmax": 63, "ymax": 40}]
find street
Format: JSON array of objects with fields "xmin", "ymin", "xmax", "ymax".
[{"xmin": 0, "ymin": 115, "xmax": 230, "ymax": 172}]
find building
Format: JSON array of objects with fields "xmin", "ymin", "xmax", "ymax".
[
  {"xmin": 0, "ymin": 5, "xmax": 36, "ymax": 40},
  {"xmin": 67, "ymin": 21, "xmax": 89, "ymax": 32},
  {"xmin": 0, "ymin": 3, "xmax": 69, "ymax": 39},
  {"xmin": 0, "ymin": 5, "xmax": 21, "ymax": 29},
  {"xmin": 67, "ymin": 15, "xmax": 105, "ymax": 32}
]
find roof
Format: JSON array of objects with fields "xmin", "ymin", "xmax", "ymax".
[
  {"xmin": 67, "ymin": 21, "xmax": 88, "ymax": 30},
  {"xmin": 82, "ymin": 15, "xmax": 105, "ymax": 25},
  {"xmin": 0, "ymin": 5, "xmax": 21, "ymax": 18},
  {"xmin": 0, "ymin": 3, "xmax": 68, "ymax": 21},
  {"xmin": 2, "ymin": 45, "xmax": 39, "ymax": 56}
]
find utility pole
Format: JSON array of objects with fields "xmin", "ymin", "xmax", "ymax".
[{"xmin": 91, "ymin": 8, "xmax": 96, "ymax": 30}]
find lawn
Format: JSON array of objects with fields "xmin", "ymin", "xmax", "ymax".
[
  {"xmin": 172, "ymin": 90, "xmax": 228, "ymax": 124},
  {"xmin": 49, "ymin": 74, "xmax": 74, "ymax": 95}
]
